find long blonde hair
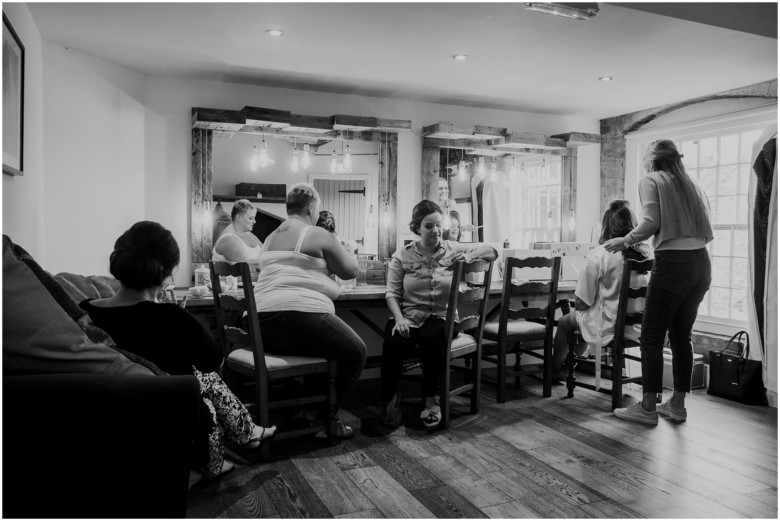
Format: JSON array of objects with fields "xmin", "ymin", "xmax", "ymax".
[{"xmin": 644, "ymin": 139, "xmax": 710, "ymax": 231}]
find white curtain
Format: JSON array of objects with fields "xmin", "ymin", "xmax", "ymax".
[{"xmin": 748, "ymin": 124, "xmax": 777, "ymax": 407}]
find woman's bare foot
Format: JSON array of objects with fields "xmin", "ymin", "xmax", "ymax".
[{"xmin": 247, "ymin": 424, "xmax": 277, "ymax": 449}]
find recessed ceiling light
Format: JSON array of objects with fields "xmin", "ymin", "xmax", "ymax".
[
  {"xmin": 599, "ymin": 76, "xmax": 613, "ymax": 82},
  {"xmin": 266, "ymin": 29, "xmax": 285, "ymax": 37},
  {"xmin": 452, "ymin": 54, "xmax": 469, "ymax": 61}
]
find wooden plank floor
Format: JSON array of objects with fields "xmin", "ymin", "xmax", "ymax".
[{"xmin": 187, "ymin": 376, "xmax": 778, "ymax": 518}]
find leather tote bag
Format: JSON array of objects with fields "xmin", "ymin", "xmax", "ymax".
[{"xmin": 707, "ymin": 331, "xmax": 768, "ymax": 405}]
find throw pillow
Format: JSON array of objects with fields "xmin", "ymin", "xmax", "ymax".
[{"xmin": 2, "ymin": 235, "xmax": 154, "ymax": 377}]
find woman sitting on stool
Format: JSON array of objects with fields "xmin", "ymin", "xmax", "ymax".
[{"xmin": 381, "ymin": 200, "xmax": 497, "ymax": 429}]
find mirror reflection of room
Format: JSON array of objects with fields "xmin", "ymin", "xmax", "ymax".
[{"xmin": 212, "ymin": 132, "xmax": 381, "ymax": 256}]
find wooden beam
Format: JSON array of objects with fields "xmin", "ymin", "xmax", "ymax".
[
  {"xmin": 561, "ymin": 147, "xmax": 577, "ymax": 242},
  {"xmin": 375, "ymin": 118, "xmax": 412, "ymax": 131},
  {"xmin": 191, "ymin": 128, "xmax": 213, "ymax": 264},
  {"xmin": 192, "ymin": 107, "xmax": 245, "ymax": 131},
  {"xmin": 287, "ymin": 114, "xmax": 333, "ymax": 133},
  {"xmin": 242, "ymin": 106, "xmax": 291, "ymax": 129},
  {"xmin": 422, "ymin": 144, "xmax": 441, "ymax": 202},
  {"xmin": 551, "ymin": 131, "xmax": 601, "ymax": 146},
  {"xmin": 423, "ymin": 137, "xmax": 497, "ymax": 148},
  {"xmin": 490, "ymin": 146, "xmax": 569, "ymax": 156},
  {"xmin": 331, "ymin": 115, "xmax": 378, "ymax": 131}
]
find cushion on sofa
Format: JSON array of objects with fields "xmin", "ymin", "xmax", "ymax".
[{"xmin": 2, "ymin": 235, "xmax": 154, "ymax": 377}]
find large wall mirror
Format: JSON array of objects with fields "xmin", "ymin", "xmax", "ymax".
[
  {"xmin": 191, "ymin": 107, "xmax": 409, "ymax": 267},
  {"xmin": 421, "ymin": 123, "xmax": 600, "ymax": 249}
]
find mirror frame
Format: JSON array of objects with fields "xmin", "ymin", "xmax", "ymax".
[{"xmin": 191, "ymin": 107, "xmax": 409, "ymax": 267}]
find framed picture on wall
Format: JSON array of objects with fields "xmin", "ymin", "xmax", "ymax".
[{"xmin": 3, "ymin": 12, "xmax": 24, "ymax": 176}]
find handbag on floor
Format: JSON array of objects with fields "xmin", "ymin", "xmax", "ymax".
[{"xmin": 707, "ymin": 331, "xmax": 767, "ymax": 405}]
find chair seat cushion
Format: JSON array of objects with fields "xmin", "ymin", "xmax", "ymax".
[
  {"xmin": 226, "ymin": 348, "xmax": 327, "ymax": 371},
  {"xmin": 483, "ymin": 320, "xmax": 546, "ymax": 340},
  {"xmin": 451, "ymin": 332, "xmax": 477, "ymax": 350}
]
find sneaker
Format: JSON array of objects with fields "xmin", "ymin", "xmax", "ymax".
[
  {"xmin": 658, "ymin": 400, "xmax": 687, "ymax": 422},
  {"xmin": 613, "ymin": 403, "xmax": 659, "ymax": 425}
]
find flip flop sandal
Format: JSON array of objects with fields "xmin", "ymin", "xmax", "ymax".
[
  {"xmin": 247, "ymin": 425, "xmax": 277, "ymax": 449},
  {"xmin": 420, "ymin": 406, "xmax": 441, "ymax": 429}
]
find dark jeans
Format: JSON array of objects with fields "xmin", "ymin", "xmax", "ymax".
[
  {"xmin": 641, "ymin": 248, "xmax": 711, "ymax": 394},
  {"xmin": 381, "ymin": 317, "xmax": 446, "ymax": 402},
  {"xmin": 257, "ymin": 311, "xmax": 367, "ymax": 411}
]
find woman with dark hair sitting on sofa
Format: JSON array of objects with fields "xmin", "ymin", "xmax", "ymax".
[{"xmin": 80, "ymin": 221, "xmax": 275, "ymax": 480}]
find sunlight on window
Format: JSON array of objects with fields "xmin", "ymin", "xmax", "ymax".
[{"xmin": 508, "ymin": 156, "xmax": 562, "ymax": 248}]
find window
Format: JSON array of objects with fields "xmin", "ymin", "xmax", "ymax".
[
  {"xmin": 508, "ymin": 155, "xmax": 563, "ymax": 248},
  {"xmin": 626, "ymin": 104, "xmax": 776, "ymax": 332}
]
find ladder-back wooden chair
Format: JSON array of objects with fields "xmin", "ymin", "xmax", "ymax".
[
  {"xmin": 565, "ymin": 257, "xmax": 654, "ymax": 410},
  {"xmin": 209, "ymin": 261, "xmax": 337, "ymax": 457},
  {"xmin": 439, "ymin": 259, "xmax": 494, "ymax": 429},
  {"xmin": 481, "ymin": 256, "xmax": 561, "ymax": 402}
]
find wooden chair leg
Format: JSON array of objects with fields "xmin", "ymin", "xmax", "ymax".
[
  {"xmin": 513, "ymin": 345, "xmax": 522, "ymax": 389},
  {"xmin": 470, "ymin": 351, "xmax": 481, "ymax": 414},
  {"xmin": 328, "ymin": 362, "xmax": 338, "ymax": 445},
  {"xmin": 611, "ymin": 347, "xmax": 623, "ymax": 411},
  {"xmin": 497, "ymin": 340, "xmax": 507, "ymax": 403},
  {"xmin": 441, "ymin": 354, "xmax": 451, "ymax": 430},
  {"xmin": 566, "ymin": 333, "xmax": 576, "ymax": 398},
  {"xmin": 542, "ymin": 339, "xmax": 552, "ymax": 398}
]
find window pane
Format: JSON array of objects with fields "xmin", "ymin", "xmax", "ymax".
[
  {"xmin": 717, "ymin": 165, "xmax": 738, "ymax": 195},
  {"xmin": 737, "ymin": 195, "xmax": 748, "ymax": 225},
  {"xmin": 732, "ymin": 257, "xmax": 748, "ymax": 289},
  {"xmin": 719, "ymin": 134, "xmax": 739, "ymax": 164},
  {"xmin": 709, "ymin": 287, "xmax": 730, "ymax": 318},
  {"xmin": 712, "ymin": 228, "xmax": 731, "ymax": 256},
  {"xmin": 699, "ymin": 291, "xmax": 710, "ymax": 316},
  {"xmin": 740, "ymin": 129, "xmax": 762, "ymax": 162},
  {"xmin": 712, "ymin": 256, "xmax": 731, "ymax": 287},
  {"xmin": 681, "ymin": 140, "xmax": 699, "ymax": 169},
  {"xmin": 738, "ymin": 164, "xmax": 751, "ymax": 195},
  {"xmin": 699, "ymin": 168, "xmax": 716, "ymax": 194},
  {"xmin": 700, "ymin": 137, "xmax": 718, "ymax": 167},
  {"xmin": 733, "ymin": 228, "xmax": 749, "ymax": 257},
  {"xmin": 714, "ymin": 196, "xmax": 737, "ymax": 225},
  {"xmin": 731, "ymin": 290, "xmax": 748, "ymax": 321},
  {"xmin": 688, "ymin": 168, "xmax": 698, "ymax": 183}
]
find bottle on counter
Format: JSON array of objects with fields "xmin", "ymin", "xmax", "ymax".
[{"xmin": 503, "ymin": 238, "xmax": 510, "ymax": 249}]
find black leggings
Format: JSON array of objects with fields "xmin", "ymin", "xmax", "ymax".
[{"xmin": 381, "ymin": 317, "xmax": 447, "ymax": 402}]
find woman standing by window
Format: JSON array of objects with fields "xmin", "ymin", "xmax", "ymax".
[{"xmin": 605, "ymin": 139, "xmax": 713, "ymax": 425}]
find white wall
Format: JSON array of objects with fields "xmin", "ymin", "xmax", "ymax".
[
  {"xmin": 41, "ymin": 43, "xmax": 147, "ymax": 276},
  {"xmin": 2, "ymin": 4, "xmax": 46, "ymax": 259}
]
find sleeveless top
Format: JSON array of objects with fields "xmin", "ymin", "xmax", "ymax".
[
  {"xmin": 212, "ymin": 232, "xmax": 263, "ymax": 263},
  {"xmin": 254, "ymin": 225, "xmax": 340, "ymax": 314}
]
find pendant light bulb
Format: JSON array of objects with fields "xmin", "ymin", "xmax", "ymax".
[
  {"xmin": 343, "ymin": 144, "xmax": 352, "ymax": 172},
  {"xmin": 330, "ymin": 150, "xmax": 338, "ymax": 174},
  {"xmin": 290, "ymin": 146, "xmax": 300, "ymax": 173},
  {"xmin": 477, "ymin": 156, "xmax": 486, "ymax": 179},
  {"xmin": 509, "ymin": 156, "xmax": 517, "ymax": 176},
  {"xmin": 301, "ymin": 143, "xmax": 311, "ymax": 169},
  {"xmin": 367, "ymin": 204, "xmax": 376, "ymax": 228},
  {"xmin": 568, "ymin": 209, "xmax": 576, "ymax": 232},
  {"xmin": 546, "ymin": 208, "xmax": 554, "ymax": 229},
  {"xmin": 250, "ymin": 145, "xmax": 260, "ymax": 172},
  {"xmin": 489, "ymin": 158, "xmax": 498, "ymax": 182},
  {"xmin": 258, "ymin": 139, "xmax": 272, "ymax": 168},
  {"xmin": 382, "ymin": 202, "xmax": 391, "ymax": 228},
  {"xmin": 458, "ymin": 160, "xmax": 467, "ymax": 182}
]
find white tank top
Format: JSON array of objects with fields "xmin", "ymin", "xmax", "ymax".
[
  {"xmin": 254, "ymin": 226, "xmax": 340, "ymax": 314},
  {"xmin": 212, "ymin": 232, "xmax": 263, "ymax": 263}
]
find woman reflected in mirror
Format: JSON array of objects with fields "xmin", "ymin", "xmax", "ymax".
[{"xmin": 212, "ymin": 199, "xmax": 263, "ymax": 279}]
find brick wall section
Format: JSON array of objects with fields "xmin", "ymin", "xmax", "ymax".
[{"xmin": 599, "ymin": 80, "xmax": 777, "ymax": 213}]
